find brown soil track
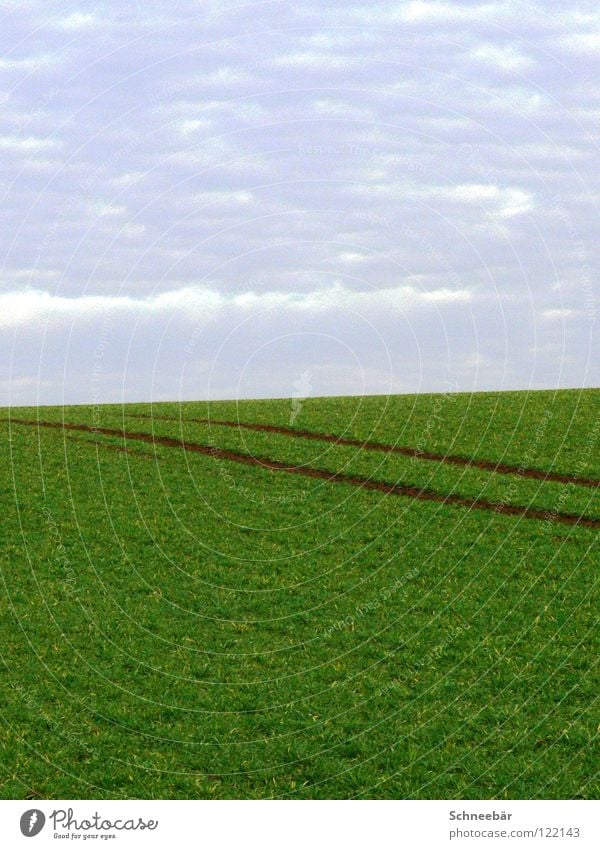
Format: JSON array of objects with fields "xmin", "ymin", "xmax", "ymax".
[
  {"xmin": 127, "ymin": 413, "xmax": 600, "ymax": 489},
  {"xmin": 66, "ymin": 434, "xmax": 159, "ymax": 461},
  {"xmin": 10, "ymin": 418, "xmax": 600, "ymax": 530}
]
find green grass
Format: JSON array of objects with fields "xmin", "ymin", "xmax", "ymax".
[{"xmin": 1, "ymin": 388, "xmax": 598, "ymax": 799}]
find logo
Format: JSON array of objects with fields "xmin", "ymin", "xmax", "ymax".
[
  {"xmin": 20, "ymin": 810, "xmax": 46, "ymax": 837},
  {"xmin": 289, "ymin": 370, "xmax": 312, "ymax": 425}
]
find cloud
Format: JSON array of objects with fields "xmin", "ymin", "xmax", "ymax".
[
  {"xmin": 177, "ymin": 118, "xmax": 213, "ymax": 135},
  {"xmin": 441, "ymin": 184, "xmax": 534, "ymax": 218},
  {"xmin": 0, "ymin": 54, "xmax": 58, "ymax": 72},
  {"xmin": 469, "ymin": 43, "xmax": 534, "ymax": 73},
  {"xmin": 272, "ymin": 51, "xmax": 358, "ymax": 70},
  {"xmin": 0, "ymin": 135, "xmax": 58, "ymax": 152},
  {"xmin": 200, "ymin": 67, "xmax": 255, "ymax": 86},
  {"xmin": 557, "ymin": 31, "xmax": 600, "ymax": 54},
  {"xmin": 338, "ymin": 252, "xmax": 369, "ymax": 263},
  {"xmin": 0, "ymin": 283, "xmax": 472, "ymax": 330},
  {"xmin": 402, "ymin": 1, "xmax": 498, "ymax": 23},
  {"xmin": 312, "ymin": 99, "xmax": 374, "ymax": 120},
  {"xmin": 53, "ymin": 11, "xmax": 98, "ymax": 30},
  {"xmin": 87, "ymin": 201, "xmax": 127, "ymax": 217},
  {"xmin": 0, "ymin": 0, "xmax": 597, "ymax": 402},
  {"xmin": 347, "ymin": 182, "xmax": 534, "ymax": 220},
  {"xmin": 189, "ymin": 190, "xmax": 255, "ymax": 207},
  {"xmin": 343, "ymin": 1, "xmax": 506, "ymax": 26},
  {"xmin": 541, "ymin": 308, "xmax": 579, "ymax": 321}
]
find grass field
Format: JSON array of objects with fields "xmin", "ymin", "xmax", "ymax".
[{"xmin": 1, "ymin": 388, "xmax": 598, "ymax": 799}]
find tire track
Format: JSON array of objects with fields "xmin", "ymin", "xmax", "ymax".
[
  {"xmin": 66, "ymin": 434, "xmax": 160, "ymax": 461},
  {"xmin": 127, "ymin": 412, "xmax": 600, "ymax": 490},
  {"xmin": 9, "ymin": 418, "xmax": 600, "ymax": 529}
]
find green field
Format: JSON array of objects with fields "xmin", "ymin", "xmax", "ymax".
[{"xmin": 1, "ymin": 389, "xmax": 598, "ymax": 799}]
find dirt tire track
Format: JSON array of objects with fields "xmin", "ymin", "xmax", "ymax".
[
  {"xmin": 9, "ymin": 418, "xmax": 600, "ymax": 529},
  {"xmin": 126, "ymin": 412, "xmax": 600, "ymax": 489},
  {"xmin": 66, "ymin": 434, "xmax": 160, "ymax": 461}
]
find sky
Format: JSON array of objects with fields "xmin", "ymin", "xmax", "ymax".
[{"xmin": 0, "ymin": 0, "xmax": 598, "ymax": 406}]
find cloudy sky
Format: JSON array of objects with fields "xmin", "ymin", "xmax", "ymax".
[{"xmin": 0, "ymin": 0, "xmax": 598, "ymax": 406}]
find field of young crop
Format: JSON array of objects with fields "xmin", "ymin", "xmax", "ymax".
[{"xmin": 1, "ymin": 389, "xmax": 598, "ymax": 799}]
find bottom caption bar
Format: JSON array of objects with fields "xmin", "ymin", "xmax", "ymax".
[{"xmin": 0, "ymin": 800, "xmax": 598, "ymax": 848}]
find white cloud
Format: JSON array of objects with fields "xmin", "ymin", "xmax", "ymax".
[
  {"xmin": 1, "ymin": 268, "xmax": 60, "ymax": 284},
  {"xmin": 201, "ymin": 67, "xmax": 254, "ymax": 86},
  {"xmin": 338, "ymin": 252, "xmax": 369, "ymax": 263},
  {"xmin": 474, "ymin": 85, "xmax": 549, "ymax": 116},
  {"xmin": 421, "ymin": 288, "xmax": 471, "ymax": 303},
  {"xmin": 88, "ymin": 201, "xmax": 127, "ymax": 217},
  {"xmin": 110, "ymin": 172, "xmax": 146, "ymax": 187},
  {"xmin": 440, "ymin": 184, "xmax": 534, "ymax": 218},
  {"xmin": 557, "ymin": 32, "xmax": 600, "ymax": 54},
  {"xmin": 413, "ymin": 115, "xmax": 471, "ymax": 132},
  {"xmin": 190, "ymin": 190, "xmax": 255, "ymax": 207},
  {"xmin": 347, "ymin": 181, "xmax": 534, "ymax": 219},
  {"xmin": 345, "ymin": 1, "xmax": 505, "ymax": 26},
  {"xmin": 0, "ymin": 135, "xmax": 58, "ymax": 152},
  {"xmin": 313, "ymin": 99, "xmax": 374, "ymax": 120},
  {"xmin": 403, "ymin": 1, "xmax": 501, "ymax": 23},
  {"xmin": 541, "ymin": 308, "xmax": 579, "ymax": 321},
  {"xmin": 53, "ymin": 12, "xmax": 97, "ymax": 30},
  {"xmin": 121, "ymin": 223, "xmax": 146, "ymax": 239},
  {"xmin": 407, "ymin": 1, "xmax": 487, "ymax": 22},
  {"xmin": 177, "ymin": 118, "xmax": 213, "ymax": 135},
  {"xmin": 272, "ymin": 51, "xmax": 357, "ymax": 70},
  {"xmin": 446, "ymin": 184, "xmax": 499, "ymax": 202},
  {"xmin": 0, "ymin": 54, "xmax": 58, "ymax": 72},
  {"xmin": 0, "ymin": 283, "xmax": 472, "ymax": 330},
  {"xmin": 470, "ymin": 43, "xmax": 534, "ymax": 73}
]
